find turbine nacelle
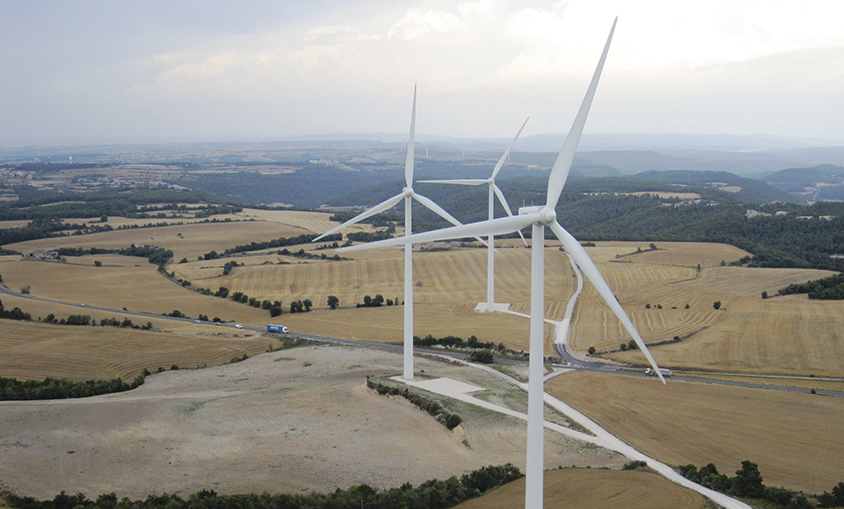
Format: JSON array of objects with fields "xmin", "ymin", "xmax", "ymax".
[{"xmin": 518, "ymin": 206, "xmax": 556, "ymax": 226}]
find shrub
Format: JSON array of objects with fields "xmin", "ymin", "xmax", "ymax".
[
  {"xmin": 470, "ymin": 349, "xmax": 494, "ymax": 364},
  {"xmin": 445, "ymin": 413, "xmax": 462, "ymax": 430}
]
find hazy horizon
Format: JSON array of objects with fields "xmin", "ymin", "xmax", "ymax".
[{"xmin": 3, "ymin": 1, "xmax": 844, "ymax": 144}]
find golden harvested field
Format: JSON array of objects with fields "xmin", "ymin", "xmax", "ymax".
[
  {"xmin": 0, "ymin": 220, "xmax": 31, "ymax": 229},
  {"xmin": 0, "ymin": 318, "xmax": 272, "ymax": 381},
  {"xmin": 0, "ymin": 293, "xmax": 234, "ymax": 333},
  {"xmin": 547, "ymin": 371, "xmax": 844, "ymax": 494},
  {"xmin": 0, "ymin": 258, "xmax": 270, "ymax": 324},
  {"xmin": 569, "ymin": 243, "xmax": 843, "ymax": 376},
  {"xmin": 176, "ymin": 244, "xmax": 570, "ymax": 348},
  {"xmin": 687, "ymin": 374, "xmax": 844, "ymax": 392},
  {"xmin": 81, "ymin": 208, "xmax": 340, "ymax": 232},
  {"xmin": 5, "ymin": 220, "xmax": 316, "ymax": 261},
  {"xmin": 455, "ymin": 468, "xmax": 705, "ymax": 509},
  {"xmin": 586, "ymin": 241, "xmax": 751, "ymax": 268},
  {"xmin": 596, "ymin": 268, "xmax": 844, "ymax": 376}
]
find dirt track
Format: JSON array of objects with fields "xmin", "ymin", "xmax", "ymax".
[{"xmin": 0, "ymin": 346, "xmax": 624, "ymax": 500}]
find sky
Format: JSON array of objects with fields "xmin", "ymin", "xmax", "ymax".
[{"xmin": 2, "ymin": 0, "xmax": 844, "ymax": 146}]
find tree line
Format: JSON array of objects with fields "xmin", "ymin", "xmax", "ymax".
[
  {"xmin": 679, "ymin": 460, "xmax": 829, "ymax": 508},
  {"xmin": 4, "ymin": 463, "xmax": 523, "ymax": 509},
  {"xmin": 777, "ymin": 273, "xmax": 844, "ymax": 300},
  {"xmin": 367, "ymin": 378, "xmax": 463, "ymax": 431},
  {"xmin": 0, "ymin": 370, "xmax": 148, "ymax": 401},
  {"xmin": 217, "ymin": 233, "xmax": 342, "ymax": 257}
]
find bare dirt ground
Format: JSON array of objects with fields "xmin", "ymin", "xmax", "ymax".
[{"xmin": 0, "ymin": 346, "xmax": 625, "ymax": 500}]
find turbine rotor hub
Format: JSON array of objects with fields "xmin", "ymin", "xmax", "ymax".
[{"xmin": 539, "ymin": 207, "xmax": 557, "ymax": 225}]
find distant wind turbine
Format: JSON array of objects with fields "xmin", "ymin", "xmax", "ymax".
[
  {"xmin": 314, "ymin": 85, "xmax": 479, "ymax": 380},
  {"xmin": 419, "ymin": 117, "xmax": 530, "ymax": 312},
  {"xmin": 338, "ymin": 18, "xmax": 666, "ymax": 509}
]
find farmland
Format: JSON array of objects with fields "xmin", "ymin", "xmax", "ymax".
[
  {"xmin": 546, "ymin": 370, "xmax": 844, "ymax": 494},
  {"xmin": 571, "ymin": 243, "xmax": 844, "ymax": 376},
  {"xmin": 455, "ymin": 468, "xmax": 706, "ymax": 509},
  {"xmin": 0, "ymin": 318, "xmax": 271, "ymax": 382},
  {"xmin": 2, "ymin": 205, "xmax": 844, "ymax": 505}
]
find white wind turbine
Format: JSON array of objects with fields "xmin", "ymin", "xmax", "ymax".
[
  {"xmin": 314, "ymin": 85, "xmax": 479, "ymax": 381},
  {"xmin": 338, "ymin": 18, "xmax": 666, "ymax": 509},
  {"xmin": 419, "ymin": 118, "xmax": 530, "ymax": 312}
]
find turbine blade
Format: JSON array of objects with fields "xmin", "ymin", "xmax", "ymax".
[
  {"xmin": 493, "ymin": 184, "xmax": 527, "ymax": 246},
  {"xmin": 417, "ymin": 179, "xmax": 486, "ymax": 185},
  {"xmin": 313, "ymin": 193, "xmax": 404, "ymax": 241},
  {"xmin": 405, "ymin": 85, "xmax": 417, "ymax": 188},
  {"xmin": 491, "ymin": 116, "xmax": 529, "ymax": 180},
  {"xmin": 412, "ymin": 192, "xmax": 489, "ymax": 247},
  {"xmin": 338, "ymin": 213, "xmax": 541, "ymax": 252},
  {"xmin": 492, "ymin": 184, "xmax": 514, "ymax": 217},
  {"xmin": 545, "ymin": 17, "xmax": 617, "ymax": 209},
  {"xmin": 549, "ymin": 220, "xmax": 666, "ymax": 384}
]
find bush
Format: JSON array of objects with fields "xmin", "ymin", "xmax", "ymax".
[
  {"xmin": 470, "ymin": 349, "xmax": 494, "ymax": 364},
  {"xmin": 713, "ymin": 301, "xmax": 722, "ymax": 310},
  {"xmin": 622, "ymin": 460, "xmax": 647, "ymax": 470},
  {"xmin": 445, "ymin": 413, "xmax": 462, "ymax": 430}
]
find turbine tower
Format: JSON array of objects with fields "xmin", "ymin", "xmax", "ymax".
[
  {"xmin": 314, "ymin": 85, "xmax": 477, "ymax": 380},
  {"xmin": 338, "ymin": 18, "xmax": 666, "ymax": 509},
  {"xmin": 419, "ymin": 118, "xmax": 529, "ymax": 312}
]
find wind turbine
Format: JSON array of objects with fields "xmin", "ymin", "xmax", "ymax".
[
  {"xmin": 314, "ymin": 85, "xmax": 478, "ymax": 381},
  {"xmin": 419, "ymin": 118, "xmax": 530, "ymax": 312},
  {"xmin": 338, "ymin": 18, "xmax": 666, "ymax": 509}
]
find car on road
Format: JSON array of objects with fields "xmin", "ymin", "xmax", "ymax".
[{"xmin": 235, "ymin": 324, "xmax": 243, "ymax": 329}]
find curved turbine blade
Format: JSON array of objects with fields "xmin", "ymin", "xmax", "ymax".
[
  {"xmin": 405, "ymin": 85, "xmax": 417, "ymax": 188},
  {"xmin": 549, "ymin": 220, "xmax": 666, "ymax": 384},
  {"xmin": 493, "ymin": 184, "xmax": 527, "ymax": 246},
  {"xmin": 338, "ymin": 213, "xmax": 541, "ymax": 252},
  {"xmin": 417, "ymin": 179, "xmax": 486, "ymax": 185},
  {"xmin": 545, "ymin": 17, "xmax": 617, "ymax": 209},
  {"xmin": 313, "ymin": 193, "xmax": 404, "ymax": 241},
  {"xmin": 412, "ymin": 192, "xmax": 488, "ymax": 247},
  {"xmin": 491, "ymin": 116, "xmax": 530, "ymax": 180}
]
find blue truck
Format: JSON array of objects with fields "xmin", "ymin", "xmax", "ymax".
[{"xmin": 267, "ymin": 324, "xmax": 289, "ymax": 334}]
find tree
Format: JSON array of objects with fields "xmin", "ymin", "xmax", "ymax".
[
  {"xmin": 21, "ymin": 285, "xmax": 31, "ymax": 294},
  {"xmin": 302, "ymin": 298, "xmax": 312, "ymax": 311},
  {"xmin": 327, "ymin": 295, "xmax": 339, "ymax": 309},
  {"xmin": 588, "ymin": 346, "xmax": 596, "ymax": 355},
  {"xmin": 94, "ymin": 260, "xmax": 102, "ymax": 267},
  {"xmin": 649, "ymin": 243, "xmax": 657, "ymax": 250},
  {"xmin": 761, "ymin": 290, "xmax": 768, "ymax": 299},
  {"xmin": 730, "ymin": 460, "xmax": 764, "ymax": 498},
  {"xmin": 620, "ymin": 342, "xmax": 628, "ymax": 351},
  {"xmin": 713, "ymin": 301, "xmax": 722, "ymax": 310}
]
